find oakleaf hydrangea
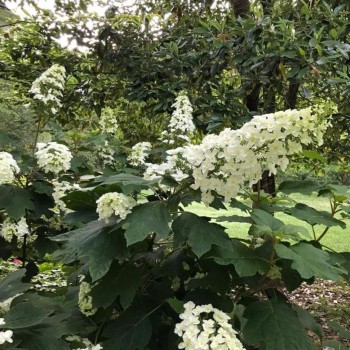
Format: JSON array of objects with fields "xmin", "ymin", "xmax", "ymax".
[
  {"xmin": 99, "ymin": 107, "xmax": 118, "ymax": 134},
  {"xmin": 66, "ymin": 335, "xmax": 103, "ymax": 350},
  {"xmin": 161, "ymin": 91, "xmax": 195, "ymax": 145},
  {"xmin": 52, "ymin": 180, "xmax": 81, "ymax": 213},
  {"xmin": 29, "ymin": 64, "xmax": 66, "ymax": 113},
  {"xmin": 175, "ymin": 302, "xmax": 245, "ymax": 350},
  {"xmin": 78, "ymin": 277, "xmax": 97, "ymax": 317},
  {"xmin": 96, "ymin": 192, "xmax": 136, "ymax": 222},
  {"xmin": 0, "ymin": 217, "xmax": 29, "ymax": 242},
  {"xmin": 0, "ymin": 152, "xmax": 20, "ymax": 185},
  {"xmin": 147, "ymin": 107, "xmax": 329, "ymax": 205},
  {"xmin": 128, "ymin": 142, "xmax": 152, "ymax": 167},
  {"xmin": 35, "ymin": 142, "xmax": 72, "ymax": 174}
]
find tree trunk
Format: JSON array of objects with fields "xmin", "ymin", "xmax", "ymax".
[{"xmin": 229, "ymin": 0, "xmax": 251, "ymax": 17}]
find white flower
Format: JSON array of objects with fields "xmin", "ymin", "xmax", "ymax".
[
  {"xmin": 0, "ymin": 330, "xmax": 13, "ymax": 345},
  {"xmin": 29, "ymin": 64, "xmax": 66, "ymax": 110},
  {"xmin": 0, "ymin": 152, "xmax": 20, "ymax": 185},
  {"xmin": 0, "ymin": 319, "xmax": 4, "ymax": 326},
  {"xmin": 161, "ymin": 91, "xmax": 195, "ymax": 145},
  {"xmin": 0, "ymin": 217, "xmax": 29, "ymax": 242},
  {"xmin": 35, "ymin": 142, "xmax": 72, "ymax": 174},
  {"xmin": 66, "ymin": 335, "xmax": 103, "ymax": 350},
  {"xmin": 96, "ymin": 140, "xmax": 116, "ymax": 167},
  {"xmin": 147, "ymin": 106, "xmax": 329, "ymax": 205},
  {"xmin": 52, "ymin": 180, "xmax": 80, "ymax": 213},
  {"xmin": 175, "ymin": 302, "xmax": 245, "ymax": 350},
  {"xmin": 96, "ymin": 192, "xmax": 136, "ymax": 223},
  {"xmin": 99, "ymin": 107, "xmax": 118, "ymax": 134},
  {"xmin": 78, "ymin": 279, "xmax": 97, "ymax": 317},
  {"xmin": 128, "ymin": 142, "xmax": 152, "ymax": 167}
]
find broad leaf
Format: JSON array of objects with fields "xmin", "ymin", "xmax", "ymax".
[
  {"xmin": 91, "ymin": 262, "xmax": 141, "ymax": 309},
  {"xmin": 251, "ymin": 209, "xmax": 284, "ymax": 230},
  {"xmin": 278, "ymin": 180, "xmax": 321, "ymax": 195},
  {"xmin": 124, "ymin": 201, "xmax": 170, "ymax": 246},
  {"xmin": 0, "ymin": 185, "xmax": 34, "ymax": 219},
  {"xmin": 292, "ymin": 305, "xmax": 323, "ymax": 338},
  {"xmin": 244, "ymin": 299, "xmax": 315, "ymax": 350},
  {"xmin": 4, "ymin": 301, "xmax": 55, "ymax": 329},
  {"xmin": 276, "ymin": 242, "xmax": 344, "ymax": 281},
  {"xmin": 103, "ymin": 307, "xmax": 152, "ymax": 350},
  {"xmin": 291, "ymin": 203, "xmax": 346, "ymax": 228},
  {"xmin": 95, "ymin": 173, "xmax": 155, "ymax": 194},
  {"xmin": 172, "ymin": 212, "xmax": 230, "ymax": 258},
  {"xmin": 52, "ymin": 220, "xmax": 128, "ymax": 281},
  {"xmin": 210, "ymin": 240, "xmax": 269, "ymax": 277},
  {"xmin": 0, "ymin": 270, "xmax": 31, "ymax": 302}
]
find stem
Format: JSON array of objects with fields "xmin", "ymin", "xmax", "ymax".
[
  {"xmin": 32, "ymin": 119, "xmax": 42, "ymax": 157},
  {"xmin": 22, "ymin": 234, "xmax": 27, "ymax": 268},
  {"xmin": 94, "ymin": 321, "xmax": 106, "ymax": 344},
  {"xmin": 312, "ymin": 226, "xmax": 317, "ymax": 241}
]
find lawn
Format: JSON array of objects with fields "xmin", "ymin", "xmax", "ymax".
[{"xmin": 186, "ymin": 193, "xmax": 350, "ymax": 252}]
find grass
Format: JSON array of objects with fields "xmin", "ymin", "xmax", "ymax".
[{"xmin": 185, "ymin": 193, "xmax": 350, "ymax": 252}]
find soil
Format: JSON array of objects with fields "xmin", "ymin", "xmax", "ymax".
[{"xmin": 286, "ymin": 279, "xmax": 350, "ymax": 349}]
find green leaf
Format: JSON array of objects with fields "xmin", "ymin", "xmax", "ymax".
[
  {"xmin": 278, "ymin": 180, "xmax": 321, "ymax": 195},
  {"xmin": 95, "ymin": 173, "xmax": 155, "ymax": 194},
  {"xmin": 243, "ymin": 299, "xmax": 315, "ymax": 350},
  {"xmin": 209, "ymin": 240, "xmax": 269, "ymax": 277},
  {"xmin": 91, "ymin": 262, "xmax": 141, "ymax": 309},
  {"xmin": 124, "ymin": 201, "xmax": 170, "ymax": 246},
  {"xmin": 275, "ymin": 242, "xmax": 344, "ymax": 281},
  {"xmin": 251, "ymin": 209, "xmax": 284, "ymax": 231},
  {"xmin": 328, "ymin": 321, "xmax": 350, "ymax": 340},
  {"xmin": 292, "ymin": 305, "xmax": 323, "ymax": 338},
  {"xmin": 172, "ymin": 212, "xmax": 230, "ymax": 258},
  {"xmin": 301, "ymin": 150, "xmax": 326, "ymax": 162},
  {"xmin": 0, "ymin": 185, "xmax": 34, "ymax": 219},
  {"xmin": 0, "ymin": 270, "xmax": 31, "ymax": 302},
  {"xmin": 291, "ymin": 203, "xmax": 346, "ymax": 228},
  {"xmin": 103, "ymin": 307, "xmax": 152, "ymax": 350},
  {"xmin": 4, "ymin": 301, "xmax": 55, "ymax": 329},
  {"xmin": 52, "ymin": 220, "xmax": 129, "ymax": 282}
]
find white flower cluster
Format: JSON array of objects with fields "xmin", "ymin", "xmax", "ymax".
[
  {"xmin": 96, "ymin": 192, "xmax": 136, "ymax": 223},
  {"xmin": 99, "ymin": 107, "xmax": 118, "ymax": 134},
  {"xmin": 175, "ymin": 302, "xmax": 245, "ymax": 350},
  {"xmin": 29, "ymin": 64, "xmax": 66, "ymax": 112},
  {"xmin": 97, "ymin": 140, "xmax": 116, "ymax": 167},
  {"xmin": 128, "ymin": 142, "xmax": 152, "ymax": 167},
  {"xmin": 78, "ymin": 277, "xmax": 97, "ymax": 317},
  {"xmin": 161, "ymin": 91, "xmax": 195, "ymax": 144},
  {"xmin": 66, "ymin": 335, "xmax": 103, "ymax": 350},
  {"xmin": 35, "ymin": 142, "xmax": 72, "ymax": 174},
  {"xmin": 0, "ymin": 217, "xmax": 29, "ymax": 242},
  {"xmin": 144, "ymin": 149, "xmax": 189, "ymax": 183},
  {"xmin": 52, "ymin": 180, "xmax": 80, "ymax": 213},
  {"xmin": 147, "ymin": 107, "xmax": 329, "ymax": 205},
  {"xmin": 0, "ymin": 152, "xmax": 20, "ymax": 186},
  {"xmin": 0, "ymin": 318, "xmax": 13, "ymax": 345}
]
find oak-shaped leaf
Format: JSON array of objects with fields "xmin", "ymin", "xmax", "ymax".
[
  {"xmin": 243, "ymin": 298, "xmax": 315, "ymax": 350},
  {"xmin": 172, "ymin": 212, "xmax": 230, "ymax": 258}
]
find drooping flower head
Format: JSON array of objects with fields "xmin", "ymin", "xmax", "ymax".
[
  {"xmin": 146, "ymin": 106, "xmax": 330, "ymax": 205},
  {"xmin": 175, "ymin": 301, "xmax": 246, "ymax": 350},
  {"xmin": 29, "ymin": 64, "xmax": 66, "ymax": 113},
  {"xmin": 0, "ymin": 152, "xmax": 20, "ymax": 185},
  {"xmin": 35, "ymin": 142, "xmax": 72, "ymax": 174},
  {"xmin": 96, "ymin": 192, "xmax": 136, "ymax": 222}
]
